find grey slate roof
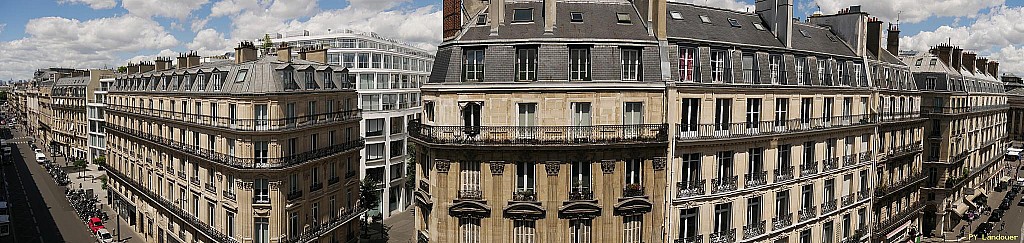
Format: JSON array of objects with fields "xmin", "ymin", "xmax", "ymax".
[
  {"xmin": 868, "ymin": 49, "xmax": 906, "ymax": 66},
  {"xmin": 789, "ymin": 22, "xmax": 857, "ymax": 57},
  {"xmin": 665, "ymin": 3, "xmax": 784, "ymax": 48},
  {"xmin": 901, "ymin": 53, "xmax": 959, "ymax": 75},
  {"xmin": 54, "ymin": 76, "xmax": 89, "ymax": 87},
  {"xmin": 117, "ymin": 56, "xmax": 348, "ymax": 94},
  {"xmin": 459, "ymin": 0, "xmax": 656, "ymax": 41}
]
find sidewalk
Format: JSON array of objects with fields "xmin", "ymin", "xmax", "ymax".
[
  {"xmin": 927, "ymin": 159, "xmax": 1020, "ymax": 242},
  {"xmin": 384, "ymin": 207, "xmax": 414, "ymax": 243},
  {"xmin": 69, "ymin": 163, "xmax": 146, "ymax": 242}
]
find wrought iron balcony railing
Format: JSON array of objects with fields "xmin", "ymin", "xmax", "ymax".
[
  {"xmin": 512, "ymin": 189, "xmax": 537, "ymax": 201},
  {"xmin": 878, "ymin": 112, "xmax": 922, "ymax": 122},
  {"xmin": 921, "ymin": 104, "xmax": 1009, "ymax": 115},
  {"xmin": 822, "ymin": 199, "xmax": 838, "ymax": 214},
  {"xmin": 280, "ymin": 207, "xmax": 365, "ymax": 243},
  {"xmin": 823, "ymin": 157, "xmax": 840, "ymax": 171},
  {"xmin": 623, "ymin": 184, "xmax": 646, "ymax": 197},
  {"xmin": 676, "ymin": 114, "xmax": 876, "ymax": 141},
  {"xmin": 410, "ymin": 120, "xmax": 668, "ymax": 145},
  {"xmin": 568, "ymin": 188, "xmax": 594, "ymax": 201},
  {"xmin": 310, "ymin": 182, "xmax": 324, "ymax": 192},
  {"xmin": 287, "ymin": 190, "xmax": 303, "ymax": 201},
  {"xmin": 774, "ymin": 166, "xmax": 794, "ymax": 182},
  {"xmin": 743, "ymin": 220, "xmax": 766, "ymax": 239},
  {"xmin": 711, "ymin": 176, "xmax": 738, "ymax": 194},
  {"xmin": 772, "ymin": 213, "xmax": 793, "ymax": 230},
  {"xmin": 798, "ymin": 206, "xmax": 817, "ymax": 222},
  {"xmin": 328, "ymin": 177, "xmax": 340, "ymax": 185},
  {"xmin": 674, "ymin": 235, "xmax": 704, "ymax": 243},
  {"xmin": 222, "ymin": 190, "xmax": 236, "ymax": 201},
  {"xmin": 106, "ymin": 104, "xmax": 361, "ymax": 132},
  {"xmin": 885, "ymin": 144, "xmax": 922, "ymax": 161},
  {"xmin": 204, "ymin": 183, "xmax": 216, "ymax": 194},
  {"xmin": 873, "ymin": 201, "xmax": 923, "ymax": 234},
  {"xmin": 709, "ymin": 228, "xmax": 736, "ymax": 243},
  {"xmin": 677, "ymin": 179, "xmax": 707, "ymax": 198},
  {"xmin": 841, "ymin": 195, "xmax": 854, "ymax": 207},
  {"xmin": 858, "ymin": 189, "xmax": 870, "ymax": 201},
  {"xmin": 744, "ymin": 171, "xmax": 768, "ymax": 187},
  {"xmin": 799, "ymin": 162, "xmax": 818, "ymax": 177},
  {"xmin": 843, "ymin": 154, "xmax": 857, "ymax": 167},
  {"xmin": 876, "ymin": 173, "xmax": 925, "ymax": 196},
  {"xmin": 458, "ymin": 189, "xmax": 483, "ymax": 200}
]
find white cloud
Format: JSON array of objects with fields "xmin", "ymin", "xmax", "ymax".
[
  {"xmin": 0, "ymin": 15, "xmax": 178, "ymax": 79},
  {"xmin": 901, "ymin": 5, "xmax": 1024, "ymax": 75},
  {"xmin": 276, "ymin": 5, "xmax": 442, "ymax": 52},
  {"xmin": 0, "ymin": 24, "xmax": 5, "ymax": 35},
  {"xmin": 127, "ymin": 49, "xmax": 181, "ymax": 63},
  {"xmin": 668, "ymin": 0, "xmax": 754, "ymax": 12},
  {"xmin": 989, "ymin": 46, "xmax": 1024, "ymax": 76},
  {"xmin": 269, "ymin": 0, "xmax": 318, "ymax": 19},
  {"xmin": 348, "ymin": 0, "xmax": 410, "ymax": 11},
  {"xmin": 123, "ymin": 0, "xmax": 209, "ymax": 19},
  {"xmin": 813, "ymin": 0, "xmax": 1004, "ymax": 23},
  {"xmin": 59, "ymin": 0, "xmax": 118, "ymax": 9},
  {"xmin": 190, "ymin": 17, "xmax": 210, "ymax": 32},
  {"xmin": 186, "ymin": 29, "xmax": 235, "ymax": 56},
  {"xmin": 209, "ymin": 0, "xmax": 260, "ymax": 17}
]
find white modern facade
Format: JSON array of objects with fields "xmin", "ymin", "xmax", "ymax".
[
  {"xmin": 87, "ymin": 78, "xmax": 111, "ymax": 160},
  {"xmin": 271, "ymin": 30, "xmax": 432, "ymax": 218}
]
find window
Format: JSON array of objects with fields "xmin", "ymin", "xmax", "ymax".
[
  {"xmin": 366, "ymin": 118, "xmax": 384, "ymax": 137},
  {"xmin": 475, "ymin": 14, "xmax": 487, "ymax": 25},
  {"xmin": 226, "ymin": 211, "xmax": 235, "ymax": 238},
  {"xmin": 463, "ymin": 49, "xmax": 485, "ymax": 81},
  {"xmin": 747, "ymin": 197, "xmax": 762, "ymax": 228},
  {"xmin": 254, "ymin": 217, "xmax": 269, "ymax": 243},
  {"xmin": 716, "ymin": 151, "xmax": 734, "ymax": 179},
  {"xmin": 390, "ymin": 117, "xmax": 405, "ymax": 135},
  {"xmin": 571, "ymin": 102, "xmax": 592, "ymax": 126},
  {"xmin": 516, "ymin": 47, "xmax": 538, "ymax": 81},
  {"xmin": 769, "ymin": 54, "xmax": 783, "ymax": 84},
  {"xmin": 462, "ymin": 102, "xmax": 482, "ymax": 135},
  {"xmin": 679, "ymin": 207, "xmax": 699, "ymax": 238},
  {"xmin": 254, "ymin": 179, "xmax": 269, "ymax": 203},
  {"xmin": 390, "ymin": 140, "xmax": 404, "ymax": 157},
  {"xmin": 680, "ymin": 98, "xmax": 700, "ymax": 135},
  {"xmin": 617, "ymin": 13, "xmax": 631, "ymax": 24},
  {"xmin": 569, "ymin": 219, "xmax": 592, "ymax": 243},
  {"xmin": 367, "ymin": 143, "xmax": 385, "ymax": 160},
  {"xmin": 460, "ymin": 161, "xmax": 481, "ymax": 193},
  {"xmin": 776, "ymin": 190, "xmax": 790, "ymax": 216},
  {"xmin": 728, "ymin": 18, "xmax": 741, "ymax": 27},
  {"xmin": 796, "ymin": 57, "xmax": 808, "ymax": 85},
  {"xmin": 678, "ymin": 47, "xmax": 699, "ymax": 82},
  {"xmin": 699, "ymin": 15, "xmax": 711, "ymax": 23},
  {"xmin": 775, "ymin": 98, "xmax": 789, "ymax": 127},
  {"xmin": 460, "ymin": 218, "xmax": 481, "ymax": 243},
  {"xmin": 518, "ymin": 103, "xmax": 537, "ymax": 138},
  {"xmin": 625, "ymin": 158, "xmax": 642, "ymax": 185},
  {"xmin": 714, "ymin": 98, "xmax": 732, "ymax": 132},
  {"xmin": 207, "ymin": 202, "xmax": 215, "ymax": 224},
  {"xmin": 569, "ymin": 47, "xmax": 591, "ymax": 81},
  {"xmin": 801, "ymin": 184, "xmax": 814, "ymax": 209},
  {"xmin": 516, "ymin": 162, "xmax": 535, "ymax": 194},
  {"xmin": 513, "ymin": 9, "xmax": 533, "ymax": 22},
  {"xmin": 746, "ymin": 98, "xmax": 761, "ymax": 130},
  {"xmin": 570, "ymin": 12, "xmax": 583, "ymax": 22},
  {"xmin": 799, "ymin": 29, "xmax": 811, "ymax": 38},
  {"xmin": 753, "ymin": 22, "xmax": 766, "ymax": 30},
  {"xmin": 514, "ymin": 220, "xmax": 536, "ymax": 243},
  {"xmin": 800, "ymin": 98, "xmax": 812, "ymax": 126},
  {"xmin": 929, "ymin": 59, "xmax": 936, "ymax": 66},
  {"xmin": 621, "ymin": 48, "xmax": 641, "ymax": 81},
  {"xmin": 915, "ymin": 59, "xmax": 923, "ymax": 66},
  {"xmin": 670, "ymin": 11, "xmax": 683, "ymax": 20},
  {"xmin": 817, "ymin": 59, "xmax": 827, "ymax": 84},
  {"xmin": 304, "ymin": 70, "xmax": 317, "ymax": 89},
  {"xmin": 254, "ymin": 141, "xmax": 268, "ymax": 165},
  {"xmin": 571, "ymin": 161, "xmax": 591, "ymax": 192},
  {"xmin": 711, "ymin": 49, "xmax": 730, "ymax": 82},
  {"xmin": 623, "ymin": 216, "xmax": 642, "ymax": 243},
  {"xmin": 714, "ymin": 203, "xmax": 732, "ymax": 232}
]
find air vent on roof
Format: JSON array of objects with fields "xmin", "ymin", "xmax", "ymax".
[
  {"xmin": 753, "ymin": 23, "xmax": 766, "ymax": 30},
  {"xmin": 513, "ymin": 9, "xmax": 533, "ymax": 22},
  {"xmin": 670, "ymin": 11, "xmax": 683, "ymax": 20},
  {"xmin": 728, "ymin": 18, "xmax": 741, "ymax": 27},
  {"xmin": 799, "ymin": 29, "xmax": 811, "ymax": 38},
  {"xmin": 570, "ymin": 12, "xmax": 583, "ymax": 23},
  {"xmin": 617, "ymin": 13, "xmax": 631, "ymax": 24},
  {"xmin": 477, "ymin": 14, "xmax": 487, "ymax": 25},
  {"xmin": 699, "ymin": 15, "xmax": 710, "ymax": 23}
]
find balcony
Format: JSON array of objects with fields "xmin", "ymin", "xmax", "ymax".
[
  {"xmin": 458, "ymin": 189, "xmax": 483, "ymax": 200},
  {"xmin": 772, "ymin": 213, "xmax": 793, "ymax": 230},
  {"xmin": 841, "ymin": 195, "xmax": 855, "ymax": 207},
  {"xmin": 842, "ymin": 230, "xmax": 866, "ymax": 243},
  {"xmin": 952, "ymin": 150, "xmax": 970, "ymax": 162},
  {"xmin": 568, "ymin": 188, "xmax": 594, "ymax": 201},
  {"xmin": 921, "ymin": 104, "xmax": 1009, "ymax": 115},
  {"xmin": 709, "ymin": 228, "xmax": 736, "ymax": 243},
  {"xmin": 875, "ymin": 173, "xmax": 926, "ymax": 197},
  {"xmin": 676, "ymin": 114, "xmax": 876, "ymax": 142},
  {"xmin": 177, "ymin": 171, "xmax": 186, "ymax": 180},
  {"xmin": 513, "ymin": 189, "xmax": 537, "ymax": 202},
  {"xmin": 419, "ymin": 181, "xmax": 430, "ymax": 194},
  {"xmin": 822, "ymin": 199, "xmax": 838, "ymax": 214},
  {"xmin": 345, "ymin": 170, "xmax": 357, "ymax": 178},
  {"xmin": 799, "ymin": 162, "xmax": 818, "ymax": 177},
  {"xmin": 859, "ymin": 151, "xmax": 871, "ymax": 163},
  {"xmin": 798, "ymin": 206, "xmax": 817, "ymax": 222},
  {"xmin": 711, "ymin": 176, "xmax": 738, "ymax": 194},
  {"xmin": 843, "ymin": 154, "xmax": 857, "ymax": 167},
  {"xmin": 744, "ymin": 171, "xmax": 768, "ymax": 187},
  {"xmin": 310, "ymin": 182, "xmax": 324, "ymax": 192},
  {"xmin": 743, "ymin": 220, "xmax": 766, "ymax": 239},
  {"xmin": 106, "ymin": 104, "xmax": 361, "ymax": 133},
  {"xmin": 203, "ymin": 183, "xmax": 216, "ymax": 194},
  {"xmin": 674, "ymin": 235, "xmax": 704, "ymax": 243},
  {"xmin": 676, "ymin": 179, "xmax": 707, "ymax": 198},
  {"xmin": 885, "ymin": 144, "xmax": 922, "ymax": 161},
  {"xmin": 873, "ymin": 202, "xmax": 924, "ymax": 235},
  {"xmin": 222, "ymin": 190, "xmax": 236, "ymax": 201},
  {"xmin": 280, "ymin": 207, "xmax": 365, "ymax": 243},
  {"xmin": 823, "ymin": 157, "xmax": 840, "ymax": 171},
  {"xmin": 106, "ymin": 123, "xmax": 364, "ymax": 169},
  {"xmin": 287, "ymin": 190, "xmax": 303, "ymax": 201},
  {"xmin": 774, "ymin": 167, "xmax": 794, "ymax": 182},
  {"xmin": 857, "ymin": 189, "xmax": 870, "ymax": 201},
  {"xmin": 623, "ymin": 184, "xmax": 646, "ymax": 197},
  {"xmin": 410, "ymin": 120, "xmax": 668, "ymax": 146},
  {"xmin": 190, "ymin": 176, "xmax": 200, "ymax": 186},
  {"xmin": 878, "ymin": 112, "xmax": 922, "ymax": 122},
  {"xmin": 328, "ymin": 177, "xmax": 340, "ymax": 185}
]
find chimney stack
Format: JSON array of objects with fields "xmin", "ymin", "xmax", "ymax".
[
  {"xmin": 976, "ymin": 58, "xmax": 988, "ymax": 76},
  {"xmin": 490, "ymin": 0, "xmax": 504, "ymax": 35},
  {"xmin": 186, "ymin": 51, "xmax": 201, "ymax": 68},
  {"xmin": 886, "ymin": 23, "xmax": 900, "ymax": 55},
  {"xmin": 756, "ymin": 0, "xmax": 795, "ymax": 48},
  {"xmin": 276, "ymin": 43, "xmax": 292, "ymax": 62},
  {"xmin": 932, "ymin": 44, "xmax": 953, "ymax": 66},
  {"xmin": 544, "ymin": 0, "xmax": 556, "ymax": 33},
  {"xmin": 962, "ymin": 52, "xmax": 977, "ymax": 74},
  {"xmin": 176, "ymin": 53, "xmax": 187, "ymax": 69},
  {"xmin": 126, "ymin": 63, "xmax": 138, "ymax": 74},
  {"xmin": 155, "ymin": 57, "xmax": 172, "ymax": 71},
  {"xmin": 951, "ymin": 47, "xmax": 963, "ymax": 71},
  {"xmin": 442, "ymin": 0, "xmax": 463, "ymax": 40},
  {"xmin": 988, "ymin": 61, "xmax": 999, "ymax": 77},
  {"xmin": 139, "ymin": 61, "xmax": 155, "ymax": 73},
  {"xmin": 866, "ymin": 18, "xmax": 883, "ymax": 56},
  {"xmin": 235, "ymin": 41, "xmax": 258, "ymax": 64},
  {"xmin": 298, "ymin": 44, "xmax": 328, "ymax": 64}
]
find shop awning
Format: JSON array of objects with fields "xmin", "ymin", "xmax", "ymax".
[
  {"xmin": 964, "ymin": 195, "xmax": 978, "ymax": 209},
  {"xmin": 1001, "ymin": 176, "xmax": 1012, "ymax": 183},
  {"xmin": 949, "ymin": 203, "xmax": 970, "ymax": 218}
]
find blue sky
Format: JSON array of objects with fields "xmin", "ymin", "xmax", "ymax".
[{"xmin": 0, "ymin": 0, "xmax": 1023, "ymax": 80}]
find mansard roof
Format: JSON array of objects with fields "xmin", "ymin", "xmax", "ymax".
[
  {"xmin": 114, "ymin": 56, "xmax": 347, "ymax": 94},
  {"xmin": 458, "ymin": 0, "xmax": 656, "ymax": 42}
]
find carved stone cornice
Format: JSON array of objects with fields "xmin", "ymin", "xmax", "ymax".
[{"xmin": 601, "ymin": 160, "xmax": 616, "ymax": 174}]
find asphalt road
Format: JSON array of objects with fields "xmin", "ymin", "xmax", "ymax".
[{"xmin": 2, "ymin": 128, "xmax": 93, "ymax": 243}]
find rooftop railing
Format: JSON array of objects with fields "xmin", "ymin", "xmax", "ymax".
[
  {"xmin": 106, "ymin": 104, "xmax": 361, "ymax": 132},
  {"xmin": 676, "ymin": 114, "xmax": 875, "ymax": 141},
  {"xmin": 409, "ymin": 120, "xmax": 667, "ymax": 146}
]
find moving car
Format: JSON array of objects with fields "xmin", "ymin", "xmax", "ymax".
[
  {"xmin": 88, "ymin": 217, "xmax": 104, "ymax": 233},
  {"xmin": 95, "ymin": 228, "xmax": 113, "ymax": 243},
  {"xmin": 35, "ymin": 153, "xmax": 45, "ymax": 163}
]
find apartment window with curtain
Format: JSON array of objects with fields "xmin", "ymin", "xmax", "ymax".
[
  {"xmin": 459, "ymin": 218, "xmax": 481, "ymax": 243},
  {"xmin": 625, "ymin": 158, "xmax": 643, "ymax": 186},
  {"xmin": 253, "ymin": 141, "xmax": 268, "ymax": 165},
  {"xmin": 679, "ymin": 47, "xmax": 699, "ymax": 82},
  {"xmin": 776, "ymin": 190, "xmax": 790, "ymax": 217},
  {"xmin": 800, "ymin": 98, "xmax": 812, "ymax": 127},
  {"xmin": 516, "ymin": 47, "xmax": 538, "ymax": 81},
  {"xmin": 680, "ymin": 153, "xmax": 701, "ymax": 186},
  {"xmin": 823, "ymin": 97, "xmax": 834, "ymax": 126},
  {"xmin": 716, "ymin": 151, "xmax": 734, "ymax": 180},
  {"xmin": 624, "ymin": 102, "xmax": 644, "ymax": 138},
  {"xmin": 254, "ymin": 217, "xmax": 269, "ymax": 243},
  {"xmin": 518, "ymin": 103, "xmax": 537, "ymax": 138},
  {"xmin": 571, "ymin": 161, "xmax": 591, "ymax": 193},
  {"xmin": 714, "ymin": 203, "xmax": 732, "ymax": 233},
  {"xmin": 746, "ymin": 98, "xmax": 761, "ymax": 130},
  {"xmin": 623, "ymin": 216, "xmax": 642, "ymax": 243},
  {"xmin": 514, "ymin": 220, "xmax": 537, "ymax": 243},
  {"xmin": 621, "ymin": 48, "xmax": 641, "ymax": 81},
  {"xmin": 462, "ymin": 102, "xmax": 482, "ymax": 135},
  {"xmin": 516, "ymin": 162, "xmax": 535, "ymax": 194},
  {"xmin": 747, "ymin": 197, "xmax": 762, "ymax": 231},
  {"xmin": 463, "ymin": 49, "xmax": 485, "ymax": 81},
  {"xmin": 711, "ymin": 49, "xmax": 730, "ymax": 82},
  {"xmin": 837, "ymin": 61, "xmax": 847, "ymax": 85},
  {"xmin": 796, "ymin": 57, "xmax": 808, "ymax": 85},
  {"xmin": 569, "ymin": 219, "xmax": 592, "ymax": 243},
  {"xmin": 680, "ymin": 98, "xmax": 700, "ymax": 136},
  {"xmin": 571, "ymin": 102, "xmax": 592, "ymax": 126},
  {"xmin": 801, "ymin": 184, "xmax": 814, "ymax": 209},
  {"xmin": 570, "ymin": 46, "xmax": 592, "ymax": 81},
  {"xmin": 679, "ymin": 208, "xmax": 699, "ymax": 239}
]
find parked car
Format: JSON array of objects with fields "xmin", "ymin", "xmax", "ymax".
[
  {"xmin": 989, "ymin": 210, "xmax": 1004, "ymax": 222},
  {"xmin": 975, "ymin": 222, "xmax": 994, "ymax": 237},
  {"xmin": 95, "ymin": 228, "xmax": 113, "ymax": 243},
  {"xmin": 87, "ymin": 217, "xmax": 104, "ymax": 233},
  {"xmin": 1018, "ymin": 197, "xmax": 1024, "ymax": 206},
  {"xmin": 1000, "ymin": 201, "xmax": 1011, "ymax": 210},
  {"xmin": 34, "ymin": 153, "xmax": 45, "ymax": 164}
]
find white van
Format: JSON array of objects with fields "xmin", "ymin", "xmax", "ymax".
[{"xmin": 35, "ymin": 153, "xmax": 46, "ymax": 163}]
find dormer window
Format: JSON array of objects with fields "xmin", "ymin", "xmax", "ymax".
[
  {"xmin": 477, "ymin": 14, "xmax": 487, "ymax": 25},
  {"xmin": 699, "ymin": 15, "xmax": 711, "ymax": 23},
  {"xmin": 617, "ymin": 13, "xmax": 631, "ymax": 24},
  {"xmin": 753, "ymin": 23, "xmax": 766, "ymax": 30},
  {"xmin": 513, "ymin": 9, "xmax": 533, "ymax": 22},
  {"xmin": 929, "ymin": 59, "xmax": 937, "ymax": 66},
  {"xmin": 799, "ymin": 30, "xmax": 811, "ymax": 38},
  {"xmin": 570, "ymin": 12, "xmax": 583, "ymax": 23},
  {"xmin": 728, "ymin": 18, "xmax": 741, "ymax": 27},
  {"xmin": 915, "ymin": 59, "xmax": 923, "ymax": 66},
  {"xmin": 670, "ymin": 11, "xmax": 683, "ymax": 20}
]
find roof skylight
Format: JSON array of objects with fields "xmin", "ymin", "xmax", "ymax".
[
  {"xmin": 617, "ymin": 13, "xmax": 631, "ymax": 24},
  {"xmin": 570, "ymin": 12, "xmax": 583, "ymax": 23},
  {"xmin": 670, "ymin": 11, "xmax": 683, "ymax": 20},
  {"xmin": 728, "ymin": 18, "xmax": 741, "ymax": 27},
  {"xmin": 699, "ymin": 15, "xmax": 710, "ymax": 23}
]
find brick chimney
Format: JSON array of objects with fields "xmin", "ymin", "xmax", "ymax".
[
  {"xmin": 126, "ymin": 63, "xmax": 138, "ymax": 74},
  {"xmin": 138, "ymin": 61, "xmax": 155, "ymax": 73},
  {"xmin": 295, "ymin": 45, "xmax": 324, "ymax": 64},
  {"xmin": 276, "ymin": 43, "xmax": 292, "ymax": 62},
  {"xmin": 932, "ymin": 44, "xmax": 953, "ymax": 66},
  {"xmin": 490, "ymin": 0, "xmax": 503, "ymax": 35},
  {"xmin": 176, "ymin": 53, "xmax": 187, "ymax": 69},
  {"xmin": 234, "ymin": 41, "xmax": 258, "ymax": 64},
  {"xmin": 756, "ymin": 0, "xmax": 795, "ymax": 48},
  {"xmin": 988, "ymin": 61, "xmax": 999, "ymax": 77},
  {"xmin": 866, "ymin": 18, "xmax": 883, "ymax": 56},
  {"xmin": 962, "ymin": 52, "xmax": 977, "ymax": 74},
  {"xmin": 186, "ymin": 51, "xmax": 201, "ymax": 68},
  {"xmin": 154, "ymin": 57, "xmax": 172, "ymax": 71},
  {"xmin": 442, "ymin": 0, "xmax": 463, "ymax": 40},
  {"xmin": 951, "ymin": 47, "xmax": 962, "ymax": 71},
  {"xmin": 886, "ymin": 23, "xmax": 900, "ymax": 55},
  {"xmin": 976, "ymin": 58, "xmax": 988, "ymax": 76}
]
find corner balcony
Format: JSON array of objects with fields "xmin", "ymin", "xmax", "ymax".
[
  {"xmin": 106, "ymin": 104, "xmax": 361, "ymax": 133},
  {"xmin": 884, "ymin": 144, "xmax": 923, "ymax": 162},
  {"xmin": 873, "ymin": 201, "xmax": 924, "ymax": 237},
  {"xmin": 676, "ymin": 114, "xmax": 876, "ymax": 142},
  {"xmin": 409, "ymin": 120, "xmax": 667, "ymax": 147},
  {"xmin": 878, "ymin": 112, "xmax": 922, "ymax": 123},
  {"xmin": 875, "ymin": 173, "xmax": 926, "ymax": 197},
  {"xmin": 280, "ymin": 207, "xmax": 365, "ymax": 243}
]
